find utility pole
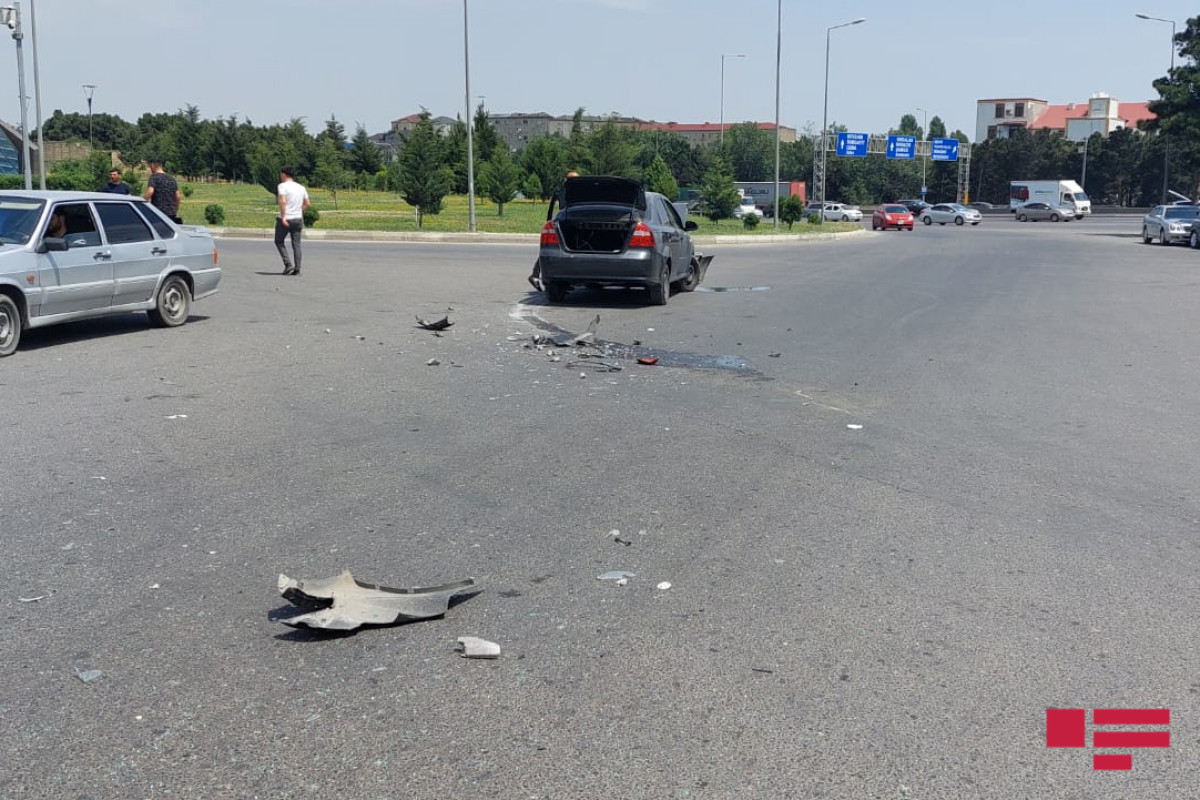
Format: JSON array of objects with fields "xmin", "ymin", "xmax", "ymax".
[{"xmin": 82, "ymin": 84, "xmax": 96, "ymax": 150}]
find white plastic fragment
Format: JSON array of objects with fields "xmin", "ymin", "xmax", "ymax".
[
  {"xmin": 615, "ymin": 578, "xmax": 628, "ymax": 586},
  {"xmin": 456, "ymin": 636, "xmax": 501, "ymax": 659},
  {"xmin": 18, "ymin": 595, "xmax": 45, "ymax": 603},
  {"xmin": 846, "ymin": 424, "xmax": 863, "ymax": 430},
  {"xmin": 597, "ymin": 570, "xmax": 636, "ymax": 581},
  {"xmin": 149, "ymin": 583, "xmax": 161, "ymax": 590},
  {"xmin": 427, "ymin": 358, "xmax": 441, "ymax": 366},
  {"xmin": 165, "ymin": 414, "xmax": 188, "ymax": 420},
  {"xmin": 656, "ymin": 582, "xmax": 672, "ymax": 591},
  {"xmin": 75, "ymin": 668, "xmax": 103, "ymax": 684}
]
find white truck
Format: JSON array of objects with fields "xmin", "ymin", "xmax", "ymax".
[{"xmin": 1009, "ymin": 180, "xmax": 1091, "ymax": 219}]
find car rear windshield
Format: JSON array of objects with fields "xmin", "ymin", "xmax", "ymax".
[
  {"xmin": 884, "ymin": 205, "xmax": 907, "ymax": 213},
  {"xmin": 0, "ymin": 196, "xmax": 45, "ymax": 245}
]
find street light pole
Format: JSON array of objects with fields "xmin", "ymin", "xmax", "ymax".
[
  {"xmin": 1136, "ymin": 12, "xmax": 1176, "ymax": 204},
  {"xmin": 463, "ymin": 0, "xmax": 475, "ymax": 232},
  {"xmin": 820, "ymin": 17, "xmax": 866, "ymax": 216},
  {"xmin": 917, "ymin": 106, "xmax": 928, "ymax": 201},
  {"xmin": 772, "ymin": 0, "xmax": 781, "ymax": 228},
  {"xmin": 29, "ymin": 0, "xmax": 42, "ymax": 188},
  {"xmin": 2, "ymin": 3, "xmax": 32, "ymax": 190},
  {"xmin": 719, "ymin": 53, "xmax": 745, "ymax": 149},
  {"xmin": 82, "ymin": 84, "xmax": 96, "ymax": 150}
]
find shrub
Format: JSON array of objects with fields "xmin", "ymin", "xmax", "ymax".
[
  {"xmin": 807, "ymin": 212, "xmax": 822, "ymax": 225},
  {"xmin": 742, "ymin": 213, "xmax": 760, "ymax": 230},
  {"xmin": 203, "ymin": 204, "xmax": 225, "ymax": 225},
  {"xmin": 181, "ymin": 184, "xmax": 194, "ymax": 198},
  {"xmin": 779, "ymin": 195, "xmax": 805, "ymax": 230},
  {"xmin": 302, "ymin": 207, "xmax": 320, "ymax": 227}
]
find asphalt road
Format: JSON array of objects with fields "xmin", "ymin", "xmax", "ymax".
[{"xmin": 2, "ymin": 214, "xmax": 1198, "ymax": 799}]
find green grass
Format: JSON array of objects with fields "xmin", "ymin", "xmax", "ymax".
[{"xmin": 178, "ymin": 182, "xmax": 860, "ymax": 236}]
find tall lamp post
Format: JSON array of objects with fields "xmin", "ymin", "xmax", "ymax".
[
  {"xmin": 916, "ymin": 106, "xmax": 928, "ymax": 201},
  {"xmin": 772, "ymin": 0, "xmax": 782, "ymax": 228},
  {"xmin": 462, "ymin": 0, "xmax": 475, "ymax": 232},
  {"xmin": 82, "ymin": 83, "xmax": 96, "ymax": 149},
  {"xmin": 29, "ymin": 0, "xmax": 42, "ymax": 188},
  {"xmin": 819, "ymin": 17, "xmax": 865, "ymax": 215},
  {"xmin": 1, "ymin": 3, "xmax": 32, "ymax": 190},
  {"xmin": 719, "ymin": 53, "xmax": 745, "ymax": 148},
  {"xmin": 1136, "ymin": 12, "xmax": 1175, "ymax": 204}
]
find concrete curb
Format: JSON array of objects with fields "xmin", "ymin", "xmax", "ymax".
[{"xmin": 210, "ymin": 226, "xmax": 867, "ymax": 246}]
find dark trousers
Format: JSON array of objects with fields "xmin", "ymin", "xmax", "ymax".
[{"xmin": 275, "ymin": 217, "xmax": 303, "ymax": 272}]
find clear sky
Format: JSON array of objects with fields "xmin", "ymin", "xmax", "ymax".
[{"xmin": 0, "ymin": 0, "xmax": 1193, "ymax": 142}]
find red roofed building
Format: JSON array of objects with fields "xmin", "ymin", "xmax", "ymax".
[{"xmin": 976, "ymin": 94, "xmax": 1155, "ymax": 142}]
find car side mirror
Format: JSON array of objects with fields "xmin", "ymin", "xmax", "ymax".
[
  {"xmin": 37, "ymin": 237, "xmax": 68, "ymax": 253},
  {"xmin": 684, "ymin": 220, "xmax": 698, "ymax": 232}
]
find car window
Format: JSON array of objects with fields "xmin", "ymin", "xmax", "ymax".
[
  {"xmin": 51, "ymin": 203, "xmax": 102, "ymax": 248},
  {"xmin": 1150, "ymin": 206, "xmax": 1164, "ymax": 217},
  {"xmin": 135, "ymin": 202, "xmax": 177, "ymax": 239},
  {"xmin": 0, "ymin": 196, "xmax": 44, "ymax": 244},
  {"xmin": 884, "ymin": 205, "xmax": 907, "ymax": 213},
  {"xmin": 660, "ymin": 197, "xmax": 684, "ymax": 229},
  {"xmin": 96, "ymin": 202, "xmax": 155, "ymax": 244}
]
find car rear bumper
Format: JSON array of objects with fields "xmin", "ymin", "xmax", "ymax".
[{"xmin": 540, "ymin": 249, "xmax": 659, "ymax": 286}]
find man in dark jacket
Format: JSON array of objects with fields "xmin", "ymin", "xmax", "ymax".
[{"xmin": 100, "ymin": 169, "xmax": 131, "ymax": 195}]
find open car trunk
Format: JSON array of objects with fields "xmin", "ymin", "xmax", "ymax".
[{"xmin": 556, "ymin": 176, "xmax": 646, "ymax": 253}]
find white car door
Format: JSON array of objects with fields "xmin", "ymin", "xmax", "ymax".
[{"xmin": 35, "ymin": 202, "xmax": 113, "ymax": 318}]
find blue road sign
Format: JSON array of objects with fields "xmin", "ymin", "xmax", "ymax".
[
  {"xmin": 886, "ymin": 135, "xmax": 916, "ymax": 160},
  {"xmin": 836, "ymin": 131, "xmax": 869, "ymax": 157},
  {"xmin": 930, "ymin": 137, "xmax": 960, "ymax": 162}
]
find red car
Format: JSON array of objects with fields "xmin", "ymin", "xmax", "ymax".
[{"xmin": 872, "ymin": 204, "xmax": 915, "ymax": 231}]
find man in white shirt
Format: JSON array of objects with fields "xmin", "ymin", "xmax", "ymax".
[{"xmin": 276, "ymin": 166, "xmax": 311, "ymax": 276}]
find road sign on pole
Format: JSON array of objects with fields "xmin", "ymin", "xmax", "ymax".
[
  {"xmin": 886, "ymin": 135, "xmax": 916, "ymax": 160},
  {"xmin": 836, "ymin": 131, "xmax": 868, "ymax": 157},
  {"xmin": 930, "ymin": 137, "xmax": 960, "ymax": 162}
]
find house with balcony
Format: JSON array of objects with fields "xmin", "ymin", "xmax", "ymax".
[
  {"xmin": 975, "ymin": 94, "xmax": 1155, "ymax": 142},
  {"xmin": 975, "ymin": 98, "xmax": 1049, "ymax": 142}
]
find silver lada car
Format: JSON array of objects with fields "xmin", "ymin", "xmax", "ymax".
[{"xmin": 0, "ymin": 191, "xmax": 220, "ymax": 357}]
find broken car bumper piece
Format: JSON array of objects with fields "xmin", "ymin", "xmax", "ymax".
[{"xmin": 277, "ymin": 570, "xmax": 476, "ymax": 631}]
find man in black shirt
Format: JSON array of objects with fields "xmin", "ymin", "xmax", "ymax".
[
  {"xmin": 143, "ymin": 159, "xmax": 182, "ymax": 223},
  {"xmin": 100, "ymin": 169, "xmax": 131, "ymax": 195}
]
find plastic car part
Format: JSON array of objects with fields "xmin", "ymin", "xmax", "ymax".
[
  {"xmin": 277, "ymin": 570, "xmax": 476, "ymax": 631},
  {"xmin": 415, "ymin": 315, "xmax": 454, "ymax": 331}
]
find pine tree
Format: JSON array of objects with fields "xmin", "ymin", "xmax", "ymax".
[{"xmin": 396, "ymin": 112, "xmax": 451, "ymax": 227}]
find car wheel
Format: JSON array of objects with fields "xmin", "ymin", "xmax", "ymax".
[
  {"xmin": 1142, "ymin": 226, "xmax": 1152, "ymax": 244},
  {"xmin": 1159, "ymin": 227, "xmax": 1169, "ymax": 246},
  {"xmin": 1017, "ymin": 214, "xmax": 1027, "ymax": 222},
  {"xmin": 147, "ymin": 274, "xmax": 191, "ymax": 327},
  {"xmin": 954, "ymin": 216, "xmax": 964, "ymax": 226},
  {"xmin": 922, "ymin": 217, "xmax": 932, "ymax": 226},
  {"xmin": 1191, "ymin": 230, "xmax": 1200, "ymax": 250},
  {"xmin": 647, "ymin": 261, "xmax": 669, "ymax": 306},
  {"xmin": 678, "ymin": 258, "xmax": 701, "ymax": 292},
  {"xmin": 1050, "ymin": 213, "xmax": 1059, "ymax": 222},
  {"xmin": 0, "ymin": 293, "xmax": 21, "ymax": 357}
]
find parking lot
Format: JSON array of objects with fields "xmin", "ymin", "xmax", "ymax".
[{"xmin": 3, "ymin": 217, "xmax": 1198, "ymax": 799}]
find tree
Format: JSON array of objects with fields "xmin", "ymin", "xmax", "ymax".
[
  {"xmin": 644, "ymin": 154, "xmax": 679, "ymax": 200},
  {"xmin": 317, "ymin": 115, "xmax": 348, "ymax": 152},
  {"xmin": 779, "ymin": 194, "xmax": 805, "ymax": 230},
  {"xmin": 720, "ymin": 122, "xmax": 773, "ymax": 181},
  {"xmin": 895, "ymin": 113, "xmax": 922, "ymax": 139},
  {"xmin": 1145, "ymin": 14, "xmax": 1200, "ymax": 199},
  {"xmin": 586, "ymin": 119, "xmax": 639, "ymax": 178},
  {"xmin": 928, "ymin": 116, "xmax": 947, "ymax": 139},
  {"xmin": 519, "ymin": 135, "xmax": 567, "ymax": 200},
  {"xmin": 395, "ymin": 111, "xmax": 452, "ymax": 227},
  {"xmin": 173, "ymin": 104, "xmax": 205, "ymax": 177},
  {"xmin": 567, "ymin": 107, "xmax": 590, "ymax": 171},
  {"xmin": 442, "ymin": 118, "xmax": 470, "ymax": 194},
  {"xmin": 348, "ymin": 125, "xmax": 383, "ymax": 177},
  {"xmin": 313, "ymin": 138, "xmax": 353, "ymax": 208},
  {"xmin": 473, "ymin": 104, "xmax": 501, "ymax": 162},
  {"xmin": 521, "ymin": 172, "xmax": 542, "ymax": 201},
  {"xmin": 478, "ymin": 147, "xmax": 521, "ymax": 216},
  {"xmin": 701, "ymin": 155, "xmax": 740, "ymax": 224}
]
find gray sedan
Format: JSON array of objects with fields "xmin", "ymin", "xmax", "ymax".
[
  {"xmin": 1141, "ymin": 204, "xmax": 1200, "ymax": 245},
  {"xmin": 538, "ymin": 176, "xmax": 710, "ymax": 305},
  {"xmin": 1015, "ymin": 202, "xmax": 1073, "ymax": 222},
  {"xmin": 0, "ymin": 191, "xmax": 220, "ymax": 356}
]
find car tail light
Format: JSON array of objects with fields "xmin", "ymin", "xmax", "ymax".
[
  {"xmin": 628, "ymin": 222, "xmax": 655, "ymax": 248},
  {"xmin": 540, "ymin": 221, "xmax": 559, "ymax": 246}
]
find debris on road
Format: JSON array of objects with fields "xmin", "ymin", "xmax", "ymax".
[
  {"xmin": 426, "ymin": 358, "xmax": 441, "ymax": 366},
  {"xmin": 165, "ymin": 414, "xmax": 188, "ymax": 420},
  {"xmin": 568, "ymin": 360, "xmax": 621, "ymax": 373},
  {"xmin": 768, "ymin": 352, "xmax": 781, "ymax": 358},
  {"xmin": 18, "ymin": 595, "xmax": 45, "ymax": 603},
  {"xmin": 456, "ymin": 636, "xmax": 501, "ymax": 659},
  {"xmin": 656, "ymin": 582, "xmax": 672, "ymax": 591},
  {"xmin": 75, "ymin": 668, "xmax": 104, "ymax": 684},
  {"xmin": 847, "ymin": 424, "xmax": 863, "ymax": 430},
  {"xmin": 277, "ymin": 570, "xmax": 477, "ymax": 632},
  {"xmin": 597, "ymin": 570, "xmax": 635, "ymax": 581},
  {"xmin": 636, "ymin": 356, "xmax": 659, "ymax": 366},
  {"xmin": 415, "ymin": 316, "xmax": 454, "ymax": 332}
]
